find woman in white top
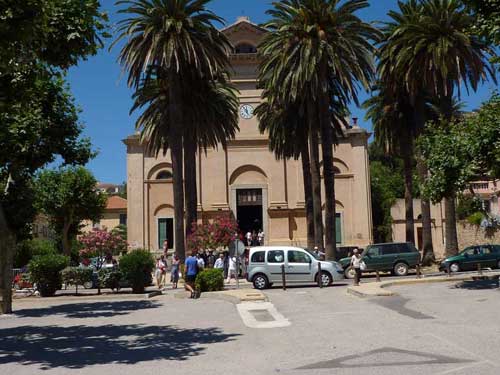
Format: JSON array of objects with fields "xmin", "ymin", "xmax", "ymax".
[
  {"xmin": 350, "ymin": 248, "xmax": 362, "ymax": 286},
  {"xmin": 214, "ymin": 254, "xmax": 224, "ymax": 269}
]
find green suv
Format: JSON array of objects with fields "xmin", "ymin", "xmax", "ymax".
[
  {"xmin": 439, "ymin": 244, "xmax": 500, "ymax": 273},
  {"xmin": 339, "ymin": 242, "xmax": 420, "ymax": 279}
]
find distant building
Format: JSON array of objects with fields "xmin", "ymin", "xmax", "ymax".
[
  {"xmin": 124, "ymin": 17, "xmax": 373, "ymax": 254},
  {"xmin": 96, "ymin": 183, "xmax": 123, "ymax": 195},
  {"xmin": 391, "ymin": 180, "xmax": 500, "ymax": 258},
  {"xmin": 82, "ymin": 195, "xmax": 127, "ymax": 232}
]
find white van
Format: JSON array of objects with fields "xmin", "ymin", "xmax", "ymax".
[{"xmin": 246, "ymin": 246, "xmax": 344, "ymax": 289}]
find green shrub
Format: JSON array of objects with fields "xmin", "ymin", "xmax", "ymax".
[
  {"xmin": 61, "ymin": 267, "xmax": 93, "ymax": 294},
  {"xmin": 119, "ymin": 249, "xmax": 154, "ymax": 293},
  {"xmin": 29, "ymin": 254, "xmax": 69, "ymax": 297},
  {"xmin": 457, "ymin": 195, "xmax": 483, "ymax": 220},
  {"xmin": 14, "ymin": 239, "xmax": 57, "ymax": 268},
  {"xmin": 98, "ymin": 268, "xmax": 123, "ymax": 290},
  {"xmin": 467, "ymin": 212, "xmax": 484, "ymax": 226},
  {"xmin": 195, "ymin": 269, "xmax": 224, "ymax": 293}
]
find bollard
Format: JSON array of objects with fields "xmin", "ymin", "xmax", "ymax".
[
  {"xmin": 416, "ymin": 264, "xmax": 422, "ymax": 279},
  {"xmin": 281, "ymin": 264, "xmax": 286, "ymax": 291},
  {"xmin": 318, "ymin": 262, "xmax": 323, "ymax": 288},
  {"xmin": 375, "ymin": 270, "xmax": 381, "ymax": 282},
  {"xmin": 477, "ymin": 263, "xmax": 483, "ymax": 275}
]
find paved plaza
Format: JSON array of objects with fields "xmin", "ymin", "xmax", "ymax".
[{"xmin": 1, "ymin": 280, "xmax": 500, "ymax": 375}]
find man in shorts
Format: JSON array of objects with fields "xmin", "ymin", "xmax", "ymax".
[{"xmin": 184, "ymin": 251, "xmax": 199, "ymax": 298}]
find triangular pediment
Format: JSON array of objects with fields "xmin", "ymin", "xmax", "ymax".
[{"xmin": 222, "ymin": 17, "xmax": 267, "ymax": 47}]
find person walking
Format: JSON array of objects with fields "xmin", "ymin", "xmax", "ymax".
[
  {"xmin": 226, "ymin": 255, "xmax": 238, "ymax": 285},
  {"xmin": 170, "ymin": 253, "xmax": 180, "ymax": 289},
  {"xmin": 184, "ymin": 251, "xmax": 199, "ymax": 298},
  {"xmin": 155, "ymin": 256, "xmax": 166, "ymax": 289},
  {"xmin": 350, "ymin": 248, "xmax": 363, "ymax": 286}
]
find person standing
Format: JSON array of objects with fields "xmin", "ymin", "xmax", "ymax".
[
  {"xmin": 350, "ymin": 248, "xmax": 362, "ymax": 286},
  {"xmin": 214, "ymin": 253, "xmax": 224, "ymax": 270},
  {"xmin": 162, "ymin": 239, "xmax": 169, "ymax": 257},
  {"xmin": 207, "ymin": 250, "xmax": 216, "ymax": 268},
  {"xmin": 184, "ymin": 251, "xmax": 199, "ymax": 298},
  {"xmin": 196, "ymin": 253, "xmax": 205, "ymax": 270},
  {"xmin": 257, "ymin": 229, "xmax": 265, "ymax": 246},
  {"xmin": 170, "ymin": 253, "xmax": 180, "ymax": 289},
  {"xmin": 245, "ymin": 230, "xmax": 252, "ymax": 247}
]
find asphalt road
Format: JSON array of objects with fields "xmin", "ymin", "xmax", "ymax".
[{"xmin": 1, "ymin": 279, "xmax": 499, "ymax": 375}]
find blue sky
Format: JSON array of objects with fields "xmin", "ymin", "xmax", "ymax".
[{"xmin": 67, "ymin": 0, "xmax": 498, "ymax": 184}]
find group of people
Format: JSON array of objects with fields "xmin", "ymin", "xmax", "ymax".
[
  {"xmin": 244, "ymin": 229, "xmax": 264, "ymax": 247},
  {"xmin": 154, "ymin": 246, "xmax": 243, "ymax": 298}
]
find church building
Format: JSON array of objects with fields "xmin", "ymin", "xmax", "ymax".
[{"xmin": 124, "ymin": 17, "xmax": 373, "ymax": 253}]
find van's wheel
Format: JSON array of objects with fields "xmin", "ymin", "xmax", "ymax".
[
  {"xmin": 393, "ymin": 262, "xmax": 409, "ymax": 277},
  {"xmin": 252, "ymin": 274, "xmax": 269, "ymax": 290},
  {"xmin": 83, "ymin": 281, "xmax": 93, "ymax": 289},
  {"xmin": 318, "ymin": 272, "xmax": 332, "ymax": 287},
  {"xmin": 449, "ymin": 262, "xmax": 460, "ymax": 273},
  {"xmin": 344, "ymin": 266, "xmax": 356, "ymax": 279}
]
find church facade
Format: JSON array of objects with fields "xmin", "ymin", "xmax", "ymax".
[{"xmin": 124, "ymin": 17, "xmax": 373, "ymax": 253}]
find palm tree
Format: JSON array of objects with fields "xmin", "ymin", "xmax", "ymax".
[
  {"xmin": 380, "ymin": 0, "xmax": 496, "ymax": 256},
  {"xmin": 130, "ymin": 73, "xmax": 239, "ymax": 249},
  {"xmin": 259, "ymin": 0, "xmax": 379, "ymax": 260},
  {"xmin": 114, "ymin": 0, "xmax": 233, "ymax": 261},
  {"xmin": 363, "ymin": 84, "xmax": 417, "ymax": 245},
  {"xmin": 255, "ymin": 96, "xmax": 316, "ymax": 250}
]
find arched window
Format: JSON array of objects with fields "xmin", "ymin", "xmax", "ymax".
[
  {"xmin": 156, "ymin": 170, "xmax": 173, "ymax": 180},
  {"xmin": 235, "ymin": 43, "xmax": 257, "ymax": 54}
]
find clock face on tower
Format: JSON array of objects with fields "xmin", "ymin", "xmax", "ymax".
[{"xmin": 239, "ymin": 104, "xmax": 254, "ymax": 119}]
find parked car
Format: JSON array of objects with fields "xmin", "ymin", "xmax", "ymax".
[
  {"xmin": 247, "ymin": 246, "xmax": 344, "ymax": 290},
  {"xmin": 439, "ymin": 244, "xmax": 500, "ymax": 273},
  {"xmin": 339, "ymin": 242, "xmax": 420, "ymax": 279}
]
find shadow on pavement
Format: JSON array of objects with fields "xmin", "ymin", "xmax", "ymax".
[
  {"xmin": 0, "ymin": 324, "xmax": 240, "ymax": 369},
  {"xmin": 454, "ymin": 279, "xmax": 500, "ymax": 290},
  {"xmin": 14, "ymin": 300, "xmax": 161, "ymax": 319}
]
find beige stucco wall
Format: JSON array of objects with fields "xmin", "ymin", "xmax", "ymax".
[
  {"xmin": 124, "ymin": 18, "xmax": 373, "ymax": 252},
  {"xmin": 82, "ymin": 210, "xmax": 125, "ymax": 233}
]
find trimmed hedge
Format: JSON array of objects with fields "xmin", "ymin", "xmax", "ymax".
[
  {"xmin": 29, "ymin": 254, "xmax": 69, "ymax": 297},
  {"xmin": 195, "ymin": 268, "xmax": 224, "ymax": 293},
  {"xmin": 119, "ymin": 249, "xmax": 154, "ymax": 293},
  {"xmin": 98, "ymin": 268, "xmax": 123, "ymax": 290},
  {"xmin": 61, "ymin": 267, "xmax": 93, "ymax": 294}
]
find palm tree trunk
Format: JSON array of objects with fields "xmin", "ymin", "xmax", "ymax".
[
  {"xmin": 417, "ymin": 158, "xmax": 435, "ymax": 265},
  {"xmin": 309, "ymin": 123, "xmax": 324, "ymax": 251},
  {"xmin": 444, "ymin": 196, "xmax": 459, "ymax": 256},
  {"xmin": 300, "ymin": 138, "xmax": 315, "ymax": 250},
  {"xmin": 401, "ymin": 133, "xmax": 415, "ymax": 244},
  {"xmin": 0, "ymin": 203, "xmax": 15, "ymax": 314},
  {"xmin": 184, "ymin": 133, "xmax": 197, "ymax": 242},
  {"xmin": 168, "ymin": 74, "xmax": 186, "ymax": 263},
  {"xmin": 320, "ymin": 118, "xmax": 337, "ymax": 261}
]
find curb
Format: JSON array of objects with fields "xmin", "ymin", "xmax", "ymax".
[
  {"xmin": 173, "ymin": 288, "xmax": 267, "ymax": 304},
  {"xmin": 347, "ymin": 271, "xmax": 500, "ymax": 298}
]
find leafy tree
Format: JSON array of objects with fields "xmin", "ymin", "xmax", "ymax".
[
  {"xmin": 258, "ymin": 0, "xmax": 380, "ymax": 260},
  {"xmin": 419, "ymin": 95, "xmax": 500, "ymax": 254},
  {"xmin": 379, "ymin": 0, "xmax": 496, "ymax": 257},
  {"xmin": 115, "ymin": 0, "xmax": 235, "ymax": 262},
  {"xmin": 0, "ymin": 0, "xmax": 107, "ymax": 314},
  {"xmin": 463, "ymin": 0, "xmax": 500, "ymax": 62},
  {"xmin": 34, "ymin": 167, "xmax": 107, "ymax": 256}
]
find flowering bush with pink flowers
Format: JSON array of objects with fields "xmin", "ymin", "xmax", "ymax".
[
  {"xmin": 187, "ymin": 214, "xmax": 239, "ymax": 252},
  {"xmin": 78, "ymin": 228, "xmax": 127, "ymax": 268}
]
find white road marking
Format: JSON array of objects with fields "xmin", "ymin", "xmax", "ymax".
[{"xmin": 236, "ymin": 301, "xmax": 291, "ymax": 329}]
